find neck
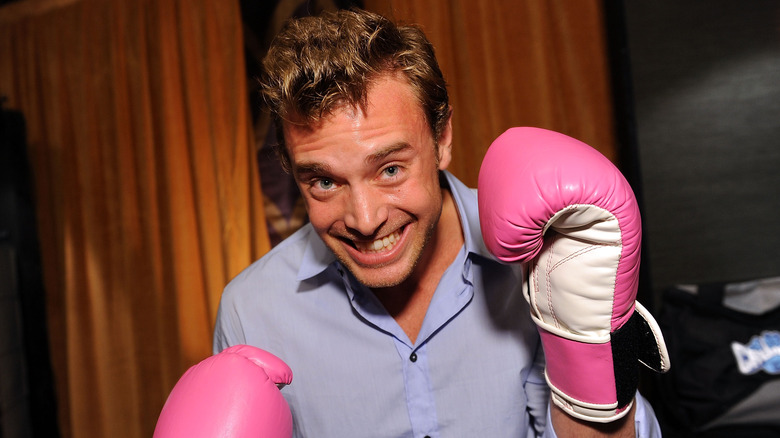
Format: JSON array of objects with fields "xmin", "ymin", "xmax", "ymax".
[{"xmin": 373, "ymin": 188, "xmax": 464, "ymax": 343}]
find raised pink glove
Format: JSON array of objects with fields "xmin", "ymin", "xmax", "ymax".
[
  {"xmin": 478, "ymin": 127, "xmax": 669, "ymax": 422},
  {"xmin": 154, "ymin": 345, "xmax": 293, "ymax": 437}
]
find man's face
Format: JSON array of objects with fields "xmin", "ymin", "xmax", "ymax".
[{"xmin": 284, "ymin": 74, "xmax": 453, "ymax": 289}]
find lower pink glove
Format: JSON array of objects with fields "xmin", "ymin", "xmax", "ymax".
[{"xmin": 154, "ymin": 345, "xmax": 293, "ymax": 437}]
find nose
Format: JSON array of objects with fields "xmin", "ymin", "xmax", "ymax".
[{"xmin": 343, "ymin": 185, "xmax": 388, "ymax": 237}]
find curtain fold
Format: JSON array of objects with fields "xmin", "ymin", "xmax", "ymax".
[
  {"xmin": 364, "ymin": 0, "xmax": 617, "ymax": 187},
  {"xmin": 0, "ymin": 0, "xmax": 270, "ymax": 436}
]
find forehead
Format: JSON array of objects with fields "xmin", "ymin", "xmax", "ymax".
[{"xmin": 283, "ymin": 74, "xmax": 433, "ymax": 169}]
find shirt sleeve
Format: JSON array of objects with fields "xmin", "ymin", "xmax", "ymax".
[
  {"xmin": 540, "ymin": 391, "xmax": 662, "ymax": 438},
  {"xmin": 212, "ymin": 288, "xmax": 247, "ymax": 354},
  {"xmin": 525, "ymin": 340, "xmax": 550, "ymax": 437}
]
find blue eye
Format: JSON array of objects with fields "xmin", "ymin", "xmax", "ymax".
[
  {"xmin": 317, "ymin": 178, "xmax": 334, "ymax": 190},
  {"xmin": 384, "ymin": 166, "xmax": 399, "ymax": 177}
]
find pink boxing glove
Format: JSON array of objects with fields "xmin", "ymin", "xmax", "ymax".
[
  {"xmin": 478, "ymin": 127, "xmax": 669, "ymax": 422},
  {"xmin": 154, "ymin": 345, "xmax": 293, "ymax": 437}
]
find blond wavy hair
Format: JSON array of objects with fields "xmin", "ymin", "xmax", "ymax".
[{"xmin": 260, "ymin": 8, "xmax": 450, "ymax": 171}]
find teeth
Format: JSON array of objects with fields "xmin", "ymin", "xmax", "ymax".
[{"xmin": 357, "ymin": 230, "xmax": 401, "ymax": 253}]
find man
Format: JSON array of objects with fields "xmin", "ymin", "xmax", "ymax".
[{"xmin": 214, "ymin": 8, "xmax": 660, "ymax": 437}]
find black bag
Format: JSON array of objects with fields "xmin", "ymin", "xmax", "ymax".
[{"xmin": 654, "ymin": 282, "xmax": 780, "ymax": 437}]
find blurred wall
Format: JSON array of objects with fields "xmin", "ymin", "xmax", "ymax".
[{"xmin": 622, "ymin": 0, "xmax": 780, "ymax": 302}]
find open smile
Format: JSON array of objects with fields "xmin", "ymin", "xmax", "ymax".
[
  {"xmin": 353, "ymin": 229, "xmax": 402, "ymax": 253},
  {"xmin": 337, "ymin": 225, "xmax": 408, "ymax": 262}
]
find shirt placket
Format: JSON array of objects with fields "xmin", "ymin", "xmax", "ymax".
[
  {"xmin": 395, "ymin": 339, "xmax": 438, "ymax": 438},
  {"xmin": 338, "ymin": 250, "xmax": 471, "ymax": 438}
]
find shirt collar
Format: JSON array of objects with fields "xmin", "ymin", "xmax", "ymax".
[
  {"xmin": 441, "ymin": 170, "xmax": 493, "ymax": 261},
  {"xmin": 296, "ymin": 226, "xmax": 337, "ymax": 281},
  {"xmin": 296, "ymin": 170, "xmax": 495, "ymax": 281}
]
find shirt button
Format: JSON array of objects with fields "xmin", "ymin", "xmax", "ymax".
[{"xmin": 410, "ymin": 352, "xmax": 417, "ymax": 362}]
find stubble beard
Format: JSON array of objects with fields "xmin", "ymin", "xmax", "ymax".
[{"xmin": 334, "ymin": 217, "xmax": 438, "ymax": 290}]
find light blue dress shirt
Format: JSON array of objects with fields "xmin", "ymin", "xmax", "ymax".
[{"xmin": 213, "ymin": 171, "xmax": 661, "ymax": 437}]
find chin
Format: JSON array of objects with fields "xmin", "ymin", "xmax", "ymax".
[{"xmin": 343, "ymin": 260, "xmax": 415, "ymax": 289}]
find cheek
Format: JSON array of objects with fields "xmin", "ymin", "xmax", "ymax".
[
  {"xmin": 398, "ymin": 178, "xmax": 442, "ymax": 217},
  {"xmin": 300, "ymin": 197, "xmax": 338, "ymax": 233}
]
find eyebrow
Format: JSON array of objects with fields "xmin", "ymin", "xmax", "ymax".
[
  {"xmin": 293, "ymin": 142, "xmax": 414, "ymax": 180},
  {"xmin": 293, "ymin": 162, "xmax": 332, "ymax": 180},
  {"xmin": 365, "ymin": 142, "xmax": 413, "ymax": 165}
]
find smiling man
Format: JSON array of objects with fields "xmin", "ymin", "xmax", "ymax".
[
  {"xmin": 213, "ymin": 8, "xmax": 661, "ymax": 437},
  {"xmin": 284, "ymin": 72, "xmax": 462, "ymax": 344}
]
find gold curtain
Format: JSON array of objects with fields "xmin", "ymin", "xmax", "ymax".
[
  {"xmin": 364, "ymin": 0, "xmax": 617, "ymax": 187},
  {"xmin": 0, "ymin": 0, "xmax": 270, "ymax": 436}
]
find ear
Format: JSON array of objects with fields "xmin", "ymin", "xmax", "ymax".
[{"xmin": 437, "ymin": 106, "xmax": 454, "ymax": 171}]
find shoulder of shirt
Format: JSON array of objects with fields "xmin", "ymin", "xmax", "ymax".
[{"xmin": 221, "ymin": 223, "xmax": 330, "ymax": 301}]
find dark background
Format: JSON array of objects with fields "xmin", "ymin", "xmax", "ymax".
[{"xmin": 617, "ymin": 0, "xmax": 780, "ymax": 307}]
